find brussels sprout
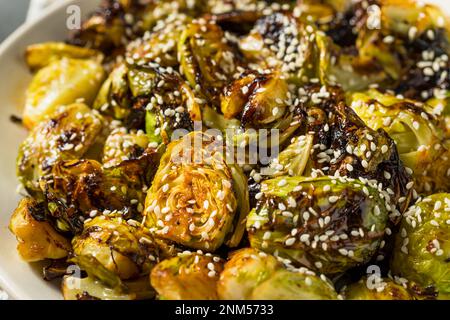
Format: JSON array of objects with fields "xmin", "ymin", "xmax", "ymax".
[
  {"xmin": 179, "ymin": 20, "xmax": 242, "ymax": 104},
  {"xmin": 247, "ymin": 176, "xmax": 390, "ymax": 275},
  {"xmin": 9, "ymin": 198, "xmax": 71, "ymax": 262},
  {"xmin": 62, "ymin": 275, "xmax": 154, "ymax": 300},
  {"xmin": 218, "ymin": 248, "xmax": 338, "ymax": 300},
  {"xmin": 240, "ymin": 12, "xmax": 325, "ymax": 84},
  {"xmin": 342, "ymin": 276, "xmax": 414, "ymax": 300},
  {"xmin": 23, "ymin": 58, "xmax": 105, "ymax": 128},
  {"xmin": 145, "ymin": 132, "xmax": 250, "ymax": 252},
  {"xmin": 250, "ymin": 269, "xmax": 338, "ymax": 300},
  {"xmin": 391, "ymin": 193, "xmax": 450, "ymax": 299},
  {"xmin": 127, "ymin": 15, "xmax": 191, "ymax": 68},
  {"xmin": 17, "ymin": 103, "xmax": 105, "ymax": 196},
  {"xmin": 25, "ymin": 42, "xmax": 103, "ymax": 71},
  {"xmin": 151, "ymin": 252, "xmax": 224, "ymax": 300},
  {"xmin": 102, "ymin": 128, "xmax": 150, "ymax": 168},
  {"xmin": 72, "ymin": 215, "xmax": 157, "ymax": 280},
  {"xmin": 41, "ymin": 147, "xmax": 161, "ymax": 233},
  {"xmin": 348, "ymin": 89, "xmax": 450, "ymax": 194},
  {"xmin": 217, "ymin": 248, "xmax": 282, "ymax": 300},
  {"xmin": 264, "ymin": 85, "xmax": 412, "ymax": 216},
  {"xmin": 93, "ymin": 63, "xmax": 132, "ymax": 120},
  {"xmin": 219, "ymin": 70, "xmax": 303, "ymax": 151}
]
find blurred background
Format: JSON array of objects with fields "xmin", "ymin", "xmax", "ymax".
[{"xmin": 0, "ymin": 0, "xmax": 31, "ymax": 42}]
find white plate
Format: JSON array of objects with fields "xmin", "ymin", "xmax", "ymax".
[{"xmin": 0, "ymin": 0, "xmax": 448, "ymax": 300}]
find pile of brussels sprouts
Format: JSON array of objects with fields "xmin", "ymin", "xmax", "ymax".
[{"xmin": 8, "ymin": 0, "xmax": 450, "ymax": 300}]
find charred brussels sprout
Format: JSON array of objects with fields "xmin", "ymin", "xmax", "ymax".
[
  {"xmin": 151, "ymin": 252, "xmax": 224, "ymax": 300},
  {"xmin": 391, "ymin": 194, "xmax": 450, "ymax": 299},
  {"xmin": 17, "ymin": 103, "xmax": 105, "ymax": 196},
  {"xmin": 348, "ymin": 90, "xmax": 450, "ymax": 194},
  {"xmin": 266, "ymin": 85, "xmax": 412, "ymax": 217},
  {"xmin": 179, "ymin": 20, "xmax": 241, "ymax": 104},
  {"xmin": 144, "ymin": 132, "xmax": 249, "ymax": 252},
  {"xmin": 72, "ymin": 215, "xmax": 157, "ymax": 280},
  {"xmin": 9, "ymin": 198, "xmax": 71, "ymax": 262},
  {"xmin": 218, "ymin": 248, "xmax": 338, "ymax": 300},
  {"xmin": 41, "ymin": 146, "xmax": 161, "ymax": 233},
  {"xmin": 247, "ymin": 176, "xmax": 390, "ymax": 275},
  {"xmin": 342, "ymin": 276, "xmax": 414, "ymax": 300},
  {"xmin": 24, "ymin": 57, "xmax": 105, "ymax": 128}
]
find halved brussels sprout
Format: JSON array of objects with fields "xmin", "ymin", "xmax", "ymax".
[
  {"xmin": 103, "ymin": 128, "xmax": 150, "ymax": 168},
  {"xmin": 342, "ymin": 276, "xmax": 414, "ymax": 300},
  {"xmin": 348, "ymin": 90, "xmax": 450, "ymax": 194},
  {"xmin": 24, "ymin": 58, "xmax": 105, "ymax": 128},
  {"xmin": 264, "ymin": 85, "xmax": 412, "ymax": 217},
  {"xmin": 127, "ymin": 14, "xmax": 191, "ymax": 68},
  {"xmin": 41, "ymin": 147, "xmax": 161, "ymax": 233},
  {"xmin": 247, "ymin": 176, "xmax": 390, "ymax": 275},
  {"xmin": 218, "ymin": 70, "xmax": 303, "ymax": 153},
  {"xmin": 144, "ymin": 132, "xmax": 250, "ymax": 252},
  {"xmin": 17, "ymin": 103, "xmax": 105, "ymax": 196},
  {"xmin": 72, "ymin": 215, "xmax": 157, "ymax": 280},
  {"xmin": 9, "ymin": 198, "xmax": 71, "ymax": 262},
  {"xmin": 62, "ymin": 275, "xmax": 154, "ymax": 300},
  {"xmin": 217, "ymin": 248, "xmax": 282, "ymax": 300},
  {"xmin": 250, "ymin": 269, "xmax": 338, "ymax": 300},
  {"xmin": 25, "ymin": 42, "xmax": 103, "ymax": 71},
  {"xmin": 218, "ymin": 248, "xmax": 338, "ymax": 300},
  {"xmin": 391, "ymin": 193, "xmax": 450, "ymax": 300},
  {"xmin": 179, "ymin": 19, "xmax": 241, "ymax": 104},
  {"xmin": 150, "ymin": 252, "xmax": 224, "ymax": 300}
]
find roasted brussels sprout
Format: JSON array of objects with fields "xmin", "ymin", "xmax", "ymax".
[
  {"xmin": 240, "ymin": 12, "xmax": 325, "ymax": 84},
  {"xmin": 342, "ymin": 276, "xmax": 414, "ymax": 300},
  {"xmin": 391, "ymin": 193, "xmax": 450, "ymax": 299},
  {"xmin": 9, "ymin": 198, "xmax": 71, "ymax": 262},
  {"xmin": 265, "ymin": 85, "xmax": 412, "ymax": 217},
  {"xmin": 247, "ymin": 176, "xmax": 390, "ymax": 274},
  {"xmin": 144, "ymin": 132, "xmax": 249, "ymax": 251},
  {"xmin": 218, "ymin": 248, "xmax": 338, "ymax": 300},
  {"xmin": 179, "ymin": 19, "xmax": 242, "ymax": 104},
  {"xmin": 93, "ymin": 63, "xmax": 132, "ymax": 120},
  {"xmin": 348, "ymin": 89, "xmax": 450, "ymax": 194},
  {"xmin": 102, "ymin": 128, "xmax": 150, "ymax": 168},
  {"xmin": 17, "ymin": 103, "xmax": 105, "ymax": 196},
  {"xmin": 62, "ymin": 275, "xmax": 154, "ymax": 300},
  {"xmin": 72, "ymin": 215, "xmax": 157, "ymax": 280},
  {"xmin": 217, "ymin": 248, "xmax": 282, "ymax": 300},
  {"xmin": 151, "ymin": 252, "xmax": 224, "ymax": 300},
  {"xmin": 25, "ymin": 42, "xmax": 102, "ymax": 72},
  {"xmin": 41, "ymin": 146, "xmax": 161, "ymax": 233},
  {"xmin": 23, "ymin": 58, "xmax": 105, "ymax": 128},
  {"xmin": 221, "ymin": 71, "xmax": 297, "ymax": 129}
]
